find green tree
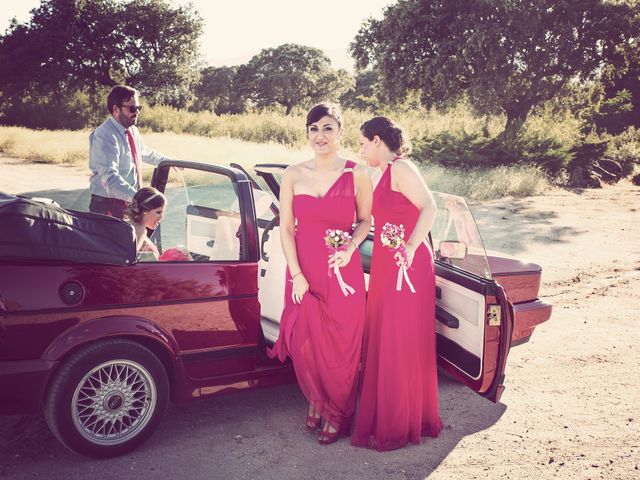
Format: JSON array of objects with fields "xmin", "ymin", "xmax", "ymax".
[
  {"xmin": 351, "ymin": 0, "xmax": 638, "ymax": 138},
  {"xmin": 238, "ymin": 43, "xmax": 354, "ymax": 114},
  {"xmin": 339, "ymin": 70, "xmax": 381, "ymax": 111},
  {"xmin": 599, "ymin": 10, "xmax": 640, "ymax": 133},
  {"xmin": 0, "ymin": 0, "xmax": 203, "ymax": 124},
  {"xmin": 192, "ymin": 66, "xmax": 246, "ymax": 114},
  {"xmin": 120, "ymin": 0, "xmax": 204, "ymax": 106}
]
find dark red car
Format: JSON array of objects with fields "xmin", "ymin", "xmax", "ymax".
[{"xmin": 0, "ymin": 161, "xmax": 551, "ymax": 457}]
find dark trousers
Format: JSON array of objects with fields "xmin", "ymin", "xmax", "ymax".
[{"xmin": 89, "ymin": 195, "xmax": 129, "ymax": 219}]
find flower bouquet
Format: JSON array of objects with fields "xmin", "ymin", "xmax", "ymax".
[
  {"xmin": 324, "ymin": 228, "xmax": 356, "ymax": 296},
  {"xmin": 380, "ymin": 222, "xmax": 416, "ymax": 293}
]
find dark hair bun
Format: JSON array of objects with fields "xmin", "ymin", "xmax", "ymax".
[{"xmin": 360, "ymin": 116, "xmax": 412, "ymax": 156}]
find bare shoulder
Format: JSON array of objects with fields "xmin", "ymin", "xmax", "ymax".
[
  {"xmin": 391, "ymin": 158, "xmax": 421, "ymax": 178},
  {"xmin": 352, "ymin": 163, "xmax": 372, "ymax": 193},
  {"xmin": 282, "ymin": 162, "xmax": 306, "ymax": 182},
  {"xmin": 352, "ymin": 162, "xmax": 369, "ymax": 179}
]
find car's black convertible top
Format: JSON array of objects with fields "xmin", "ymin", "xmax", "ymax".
[{"xmin": 0, "ymin": 193, "xmax": 136, "ymax": 265}]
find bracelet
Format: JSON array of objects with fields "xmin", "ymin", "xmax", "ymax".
[
  {"xmin": 291, "ymin": 271, "xmax": 303, "ymax": 280},
  {"xmin": 349, "ymin": 239, "xmax": 358, "ymax": 251}
]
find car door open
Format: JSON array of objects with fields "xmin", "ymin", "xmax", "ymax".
[{"xmin": 431, "ymin": 192, "xmax": 513, "ymax": 402}]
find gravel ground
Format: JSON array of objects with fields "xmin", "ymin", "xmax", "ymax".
[{"xmin": 1, "ymin": 157, "xmax": 638, "ymax": 479}]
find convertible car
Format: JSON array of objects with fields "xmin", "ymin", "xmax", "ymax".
[{"xmin": 0, "ymin": 160, "xmax": 552, "ymax": 457}]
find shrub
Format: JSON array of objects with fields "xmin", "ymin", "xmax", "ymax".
[
  {"xmin": 582, "ymin": 89, "xmax": 635, "ymax": 136},
  {"xmin": 421, "ymin": 162, "xmax": 550, "ymax": 200},
  {"xmin": 0, "ymin": 88, "xmax": 106, "ymax": 130},
  {"xmin": 413, "ymin": 129, "xmax": 574, "ymax": 175},
  {"xmin": 606, "ymin": 127, "xmax": 640, "ymax": 176}
]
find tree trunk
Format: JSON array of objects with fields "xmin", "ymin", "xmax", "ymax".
[{"xmin": 502, "ymin": 103, "xmax": 532, "ymax": 140}]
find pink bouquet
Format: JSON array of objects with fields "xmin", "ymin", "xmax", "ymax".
[
  {"xmin": 380, "ymin": 222, "xmax": 415, "ymax": 293},
  {"xmin": 324, "ymin": 228, "xmax": 356, "ymax": 296}
]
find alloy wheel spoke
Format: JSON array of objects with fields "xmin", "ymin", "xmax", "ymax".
[{"xmin": 72, "ymin": 359, "xmax": 157, "ymax": 445}]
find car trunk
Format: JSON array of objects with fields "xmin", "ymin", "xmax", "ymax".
[
  {"xmin": 486, "ymin": 254, "xmax": 542, "ymax": 303},
  {"xmin": 486, "ymin": 253, "xmax": 551, "ymax": 345}
]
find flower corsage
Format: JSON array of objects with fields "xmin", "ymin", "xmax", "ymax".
[
  {"xmin": 324, "ymin": 228, "xmax": 356, "ymax": 296},
  {"xmin": 380, "ymin": 222, "xmax": 416, "ymax": 293}
]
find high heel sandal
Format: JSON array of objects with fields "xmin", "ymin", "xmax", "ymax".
[
  {"xmin": 305, "ymin": 405, "xmax": 322, "ymax": 431},
  {"xmin": 305, "ymin": 414, "xmax": 322, "ymax": 431},
  {"xmin": 318, "ymin": 423, "xmax": 345, "ymax": 445}
]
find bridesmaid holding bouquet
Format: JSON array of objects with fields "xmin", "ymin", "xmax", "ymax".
[
  {"xmin": 269, "ymin": 103, "xmax": 372, "ymax": 444},
  {"xmin": 352, "ymin": 117, "xmax": 443, "ymax": 451}
]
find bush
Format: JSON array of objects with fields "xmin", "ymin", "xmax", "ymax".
[
  {"xmin": 413, "ymin": 129, "xmax": 575, "ymax": 175},
  {"xmin": 583, "ymin": 89, "xmax": 635, "ymax": 136},
  {"xmin": 139, "ymin": 106, "xmax": 307, "ymax": 147},
  {"xmin": 568, "ymin": 140, "xmax": 608, "ymax": 170},
  {"xmin": 411, "ymin": 104, "xmax": 582, "ymax": 178},
  {"xmin": 421, "ymin": 162, "xmax": 550, "ymax": 200},
  {"xmin": 0, "ymin": 88, "xmax": 107, "ymax": 130},
  {"xmin": 606, "ymin": 127, "xmax": 640, "ymax": 176}
]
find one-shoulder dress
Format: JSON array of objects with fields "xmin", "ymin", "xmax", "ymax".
[{"xmin": 269, "ymin": 160, "xmax": 366, "ymax": 432}]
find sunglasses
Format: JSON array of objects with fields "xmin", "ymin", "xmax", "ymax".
[{"xmin": 120, "ymin": 104, "xmax": 143, "ymax": 113}]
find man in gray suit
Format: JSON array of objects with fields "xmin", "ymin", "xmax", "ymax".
[{"xmin": 88, "ymin": 85, "xmax": 169, "ymax": 218}]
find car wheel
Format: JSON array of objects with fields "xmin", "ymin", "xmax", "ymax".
[{"xmin": 44, "ymin": 339, "xmax": 169, "ymax": 458}]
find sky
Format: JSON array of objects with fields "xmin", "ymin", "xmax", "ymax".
[{"xmin": 0, "ymin": 0, "xmax": 396, "ymax": 70}]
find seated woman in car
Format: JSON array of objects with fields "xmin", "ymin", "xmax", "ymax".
[{"xmin": 124, "ymin": 187, "xmax": 166, "ymax": 259}]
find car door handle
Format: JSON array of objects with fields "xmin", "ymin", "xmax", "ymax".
[{"xmin": 436, "ymin": 305, "xmax": 459, "ymax": 328}]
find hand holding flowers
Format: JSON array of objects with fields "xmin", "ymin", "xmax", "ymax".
[
  {"xmin": 380, "ymin": 222, "xmax": 416, "ymax": 293},
  {"xmin": 324, "ymin": 228, "xmax": 356, "ymax": 296}
]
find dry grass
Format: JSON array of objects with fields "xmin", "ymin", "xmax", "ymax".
[
  {"xmin": 422, "ymin": 163, "xmax": 551, "ymax": 199},
  {"xmin": 0, "ymin": 126, "xmax": 88, "ymax": 164},
  {"xmin": 0, "ymin": 126, "xmax": 552, "ymax": 199},
  {"xmin": 0, "ymin": 126, "xmax": 309, "ymax": 167}
]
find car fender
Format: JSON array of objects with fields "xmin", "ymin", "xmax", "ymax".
[{"xmin": 41, "ymin": 315, "xmax": 180, "ymax": 363}]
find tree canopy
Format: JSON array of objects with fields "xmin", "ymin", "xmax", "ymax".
[
  {"xmin": 339, "ymin": 70, "xmax": 381, "ymax": 111},
  {"xmin": 352, "ymin": 0, "xmax": 639, "ymax": 137},
  {"xmin": 598, "ymin": 10, "xmax": 640, "ymax": 133},
  {"xmin": 0, "ymin": 0, "xmax": 203, "ymax": 111},
  {"xmin": 192, "ymin": 66, "xmax": 246, "ymax": 114},
  {"xmin": 236, "ymin": 43, "xmax": 354, "ymax": 114}
]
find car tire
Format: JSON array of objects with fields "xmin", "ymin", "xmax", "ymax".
[{"xmin": 43, "ymin": 338, "xmax": 169, "ymax": 458}]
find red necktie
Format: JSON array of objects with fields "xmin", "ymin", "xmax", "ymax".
[{"xmin": 126, "ymin": 129, "xmax": 142, "ymax": 189}]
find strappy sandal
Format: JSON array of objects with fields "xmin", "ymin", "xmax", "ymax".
[
  {"xmin": 305, "ymin": 414, "xmax": 322, "ymax": 431},
  {"xmin": 305, "ymin": 405, "xmax": 322, "ymax": 431},
  {"xmin": 318, "ymin": 423, "xmax": 344, "ymax": 445}
]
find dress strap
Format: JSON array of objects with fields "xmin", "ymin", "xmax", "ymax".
[{"xmin": 343, "ymin": 159, "xmax": 356, "ymax": 172}]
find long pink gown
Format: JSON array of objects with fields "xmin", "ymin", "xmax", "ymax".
[
  {"xmin": 269, "ymin": 160, "xmax": 365, "ymax": 432},
  {"xmin": 351, "ymin": 160, "xmax": 443, "ymax": 451}
]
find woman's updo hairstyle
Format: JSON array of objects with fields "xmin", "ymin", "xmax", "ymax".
[
  {"xmin": 360, "ymin": 116, "xmax": 412, "ymax": 156},
  {"xmin": 305, "ymin": 102, "xmax": 343, "ymax": 130},
  {"xmin": 125, "ymin": 187, "xmax": 166, "ymax": 223}
]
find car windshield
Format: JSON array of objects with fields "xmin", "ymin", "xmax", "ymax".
[{"xmin": 431, "ymin": 192, "xmax": 492, "ymax": 280}]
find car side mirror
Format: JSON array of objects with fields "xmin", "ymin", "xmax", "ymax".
[{"xmin": 439, "ymin": 241, "xmax": 467, "ymax": 260}]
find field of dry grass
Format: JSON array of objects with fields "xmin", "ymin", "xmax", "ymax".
[{"xmin": 0, "ymin": 126, "xmax": 551, "ymax": 199}]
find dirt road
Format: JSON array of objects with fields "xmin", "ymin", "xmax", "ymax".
[{"xmin": 1, "ymin": 156, "xmax": 638, "ymax": 479}]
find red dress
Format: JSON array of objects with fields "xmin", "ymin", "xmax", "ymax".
[
  {"xmin": 351, "ymin": 161, "xmax": 443, "ymax": 451},
  {"xmin": 269, "ymin": 160, "xmax": 366, "ymax": 432}
]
